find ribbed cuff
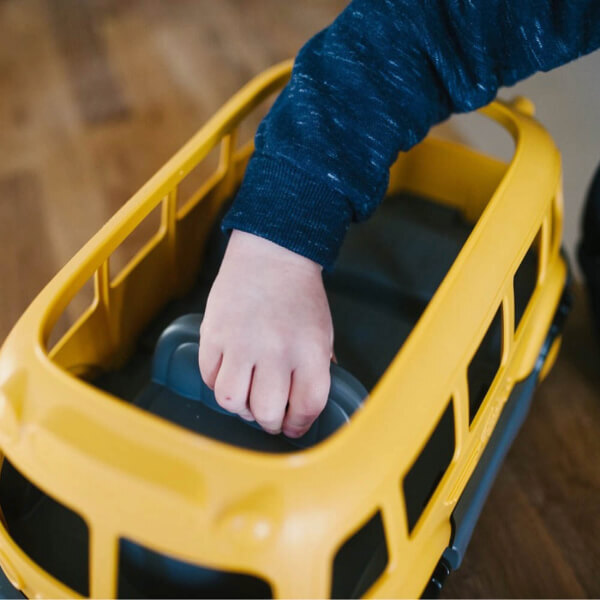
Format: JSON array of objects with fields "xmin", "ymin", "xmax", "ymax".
[{"xmin": 221, "ymin": 155, "xmax": 353, "ymax": 271}]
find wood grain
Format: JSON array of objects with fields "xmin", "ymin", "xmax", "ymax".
[
  {"xmin": 0, "ymin": 2, "xmax": 598, "ymax": 597},
  {"xmin": 0, "ymin": 171, "xmax": 57, "ymax": 340},
  {"xmin": 46, "ymin": 0, "xmax": 130, "ymax": 124}
]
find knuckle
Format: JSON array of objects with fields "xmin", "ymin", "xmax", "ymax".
[
  {"xmin": 288, "ymin": 414, "xmax": 315, "ymax": 432},
  {"xmin": 214, "ymin": 384, "xmax": 242, "ymax": 412},
  {"xmin": 293, "ymin": 381, "xmax": 330, "ymax": 418},
  {"xmin": 199, "ymin": 322, "xmax": 225, "ymax": 349},
  {"xmin": 199, "ymin": 319, "xmax": 214, "ymax": 340},
  {"xmin": 262, "ymin": 336, "xmax": 288, "ymax": 360},
  {"xmin": 198, "ymin": 335, "xmax": 221, "ymax": 361},
  {"xmin": 298, "ymin": 339, "xmax": 332, "ymax": 368},
  {"xmin": 302, "ymin": 370, "xmax": 331, "ymax": 402},
  {"xmin": 311, "ymin": 342, "xmax": 333, "ymax": 364},
  {"xmin": 231, "ymin": 339, "xmax": 254, "ymax": 358},
  {"xmin": 252, "ymin": 403, "xmax": 284, "ymax": 431},
  {"xmin": 293, "ymin": 398, "xmax": 322, "ymax": 420},
  {"xmin": 301, "ymin": 325, "xmax": 331, "ymax": 349}
]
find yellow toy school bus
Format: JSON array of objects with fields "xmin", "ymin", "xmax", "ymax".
[{"xmin": 0, "ymin": 61, "xmax": 570, "ymax": 598}]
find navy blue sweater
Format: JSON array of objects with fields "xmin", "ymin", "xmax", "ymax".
[{"xmin": 222, "ymin": 0, "xmax": 600, "ymax": 269}]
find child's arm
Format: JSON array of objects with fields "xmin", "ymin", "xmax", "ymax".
[{"xmin": 201, "ymin": 0, "xmax": 600, "ymax": 437}]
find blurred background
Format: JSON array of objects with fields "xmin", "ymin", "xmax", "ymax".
[{"xmin": 0, "ymin": 1, "xmax": 599, "ymax": 598}]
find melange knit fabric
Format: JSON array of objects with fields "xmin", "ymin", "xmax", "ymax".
[{"xmin": 222, "ymin": 0, "xmax": 600, "ymax": 270}]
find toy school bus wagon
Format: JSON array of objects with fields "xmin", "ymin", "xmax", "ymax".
[{"xmin": 0, "ymin": 61, "xmax": 570, "ymax": 598}]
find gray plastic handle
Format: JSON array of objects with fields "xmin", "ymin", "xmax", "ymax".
[{"xmin": 151, "ymin": 314, "xmax": 368, "ymax": 448}]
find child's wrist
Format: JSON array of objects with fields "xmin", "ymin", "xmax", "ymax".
[{"xmin": 228, "ymin": 229, "xmax": 323, "ymax": 275}]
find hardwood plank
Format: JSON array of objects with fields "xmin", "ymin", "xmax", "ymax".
[
  {"xmin": 46, "ymin": 0, "xmax": 130, "ymax": 124},
  {"xmin": 0, "ymin": 171, "xmax": 57, "ymax": 340}
]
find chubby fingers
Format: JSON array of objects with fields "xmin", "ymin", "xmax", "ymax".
[
  {"xmin": 199, "ymin": 334, "xmax": 255, "ymax": 421},
  {"xmin": 283, "ymin": 362, "xmax": 330, "ymax": 438},
  {"xmin": 198, "ymin": 327, "xmax": 332, "ymax": 436},
  {"xmin": 249, "ymin": 363, "xmax": 292, "ymax": 434},
  {"xmin": 213, "ymin": 355, "xmax": 256, "ymax": 421}
]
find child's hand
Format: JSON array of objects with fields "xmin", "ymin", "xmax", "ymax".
[{"xmin": 199, "ymin": 230, "xmax": 334, "ymax": 438}]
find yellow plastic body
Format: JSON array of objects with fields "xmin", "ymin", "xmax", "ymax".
[{"xmin": 0, "ymin": 61, "xmax": 567, "ymax": 598}]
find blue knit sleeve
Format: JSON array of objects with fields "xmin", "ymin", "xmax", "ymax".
[{"xmin": 222, "ymin": 0, "xmax": 600, "ymax": 269}]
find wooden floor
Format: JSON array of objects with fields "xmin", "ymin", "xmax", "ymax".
[{"xmin": 0, "ymin": 2, "xmax": 599, "ymax": 598}]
